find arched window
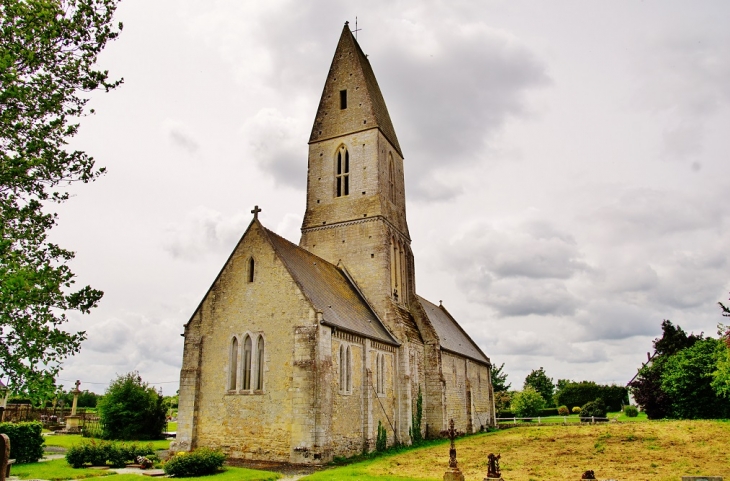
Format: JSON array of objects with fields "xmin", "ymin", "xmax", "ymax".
[
  {"xmin": 229, "ymin": 337, "xmax": 239, "ymax": 390},
  {"xmin": 336, "ymin": 147, "xmax": 349, "ymax": 197},
  {"xmin": 346, "ymin": 345, "xmax": 352, "ymax": 392},
  {"xmin": 255, "ymin": 336, "xmax": 265, "ymax": 390},
  {"xmin": 376, "ymin": 353, "xmax": 385, "ymax": 394},
  {"xmin": 339, "ymin": 344, "xmax": 352, "ymax": 393},
  {"xmin": 388, "ymin": 153, "xmax": 395, "ymax": 203},
  {"xmin": 248, "ymin": 257, "xmax": 255, "ymax": 283},
  {"xmin": 339, "ymin": 345, "xmax": 346, "ymax": 388},
  {"xmin": 243, "ymin": 335, "xmax": 252, "ymax": 390}
]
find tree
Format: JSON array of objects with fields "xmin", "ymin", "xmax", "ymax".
[
  {"xmin": 490, "ymin": 362, "xmax": 511, "ymax": 392},
  {"xmin": 629, "ymin": 320, "xmax": 701, "ymax": 419},
  {"xmin": 97, "ymin": 372, "xmax": 166, "ymax": 440},
  {"xmin": 524, "ymin": 367, "xmax": 554, "ymax": 406},
  {"xmin": 712, "ymin": 320, "xmax": 730, "ymax": 398},
  {"xmin": 661, "ymin": 338, "xmax": 729, "ymax": 419},
  {"xmin": 0, "ymin": 0, "xmax": 122, "ymax": 399},
  {"xmin": 510, "ymin": 386, "xmax": 545, "ymax": 418}
]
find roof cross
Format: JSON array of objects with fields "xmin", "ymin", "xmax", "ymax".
[{"xmin": 251, "ymin": 205, "xmax": 262, "ymax": 220}]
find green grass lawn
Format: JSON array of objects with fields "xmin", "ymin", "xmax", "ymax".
[
  {"xmin": 13, "ymin": 459, "xmax": 114, "ymax": 481},
  {"xmin": 43, "ymin": 434, "xmax": 171, "ymax": 451},
  {"xmin": 13, "ymin": 459, "xmax": 279, "ymax": 481},
  {"xmin": 497, "ymin": 410, "xmax": 648, "ymax": 424},
  {"xmin": 166, "ymin": 421, "xmax": 177, "ymax": 432}
]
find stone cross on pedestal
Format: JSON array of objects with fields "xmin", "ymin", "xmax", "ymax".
[
  {"xmin": 71, "ymin": 380, "xmax": 80, "ymax": 416},
  {"xmin": 442, "ymin": 419, "xmax": 464, "ymax": 481},
  {"xmin": 251, "ymin": 205, "xmax": 262, "ymax": 220}
]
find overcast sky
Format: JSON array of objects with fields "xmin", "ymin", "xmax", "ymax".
[{"xmin": 50, "ymin": 0, "xmax": 730, "ymax": 396}]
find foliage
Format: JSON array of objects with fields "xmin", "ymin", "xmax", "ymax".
[
  {"xmin": 66, "ymin": 439, "xmax": 154, "ymax": 467},
  {"xmin": 624, "ymin": 405, "xmax": 639, "ymax": 417},
  {"xmin": 409, "ymin": 386, "xmax": 422, "ymax": 445},
  {"xmin": 557, "ymin": 405, "xmax": 569, "ymax": 416},
  {"xmin": 52, "ymin": 390, "xmax": 99, "ymax": 409},
  {"xmin": 490, "ymin": 363, "xmax": 511, "ymax": 392},
  {"xmin": 632, "ymin": 318, "xmax": 730, "ymax": 420},
  {"xmin": 660, "ymin": 338, "xmax": 730, "ymax": 419},
  {"xmin": 712, "ymin": 322, "xmax": 730, "ymax": 398},
  {"xmin": 0, "ymin": 0, "xmax": 123, "ymax": 401},
  {"xmin": 97, "ymin": 372, "xmax": 166, "ymax": 440},
  {"xmin": 523, "ymin": 367, "xmax": 554, "ymax": 405},
  {"xmin": 494, "ymin": 390, "xmax": 512, "ymax": 411},
  {"xmin": 376, "ymin": 421, "xmax": 387, "ymax": 452},
  {"xmin": 629, "ymin": 320, "xmax": 701, "ymax": 419},
  {"xmin": 0, "ymin": 421, "xmax": 44, "ymax": 463},
  {"xmin": 510, "ymin": 387, "xmax": 545, "ymax": 417},
  {"xmin": 555, "ymin": 381, "xmax": 628, "ymax": 412},
  {"xmin": 163, "ymin": 448, "xmax": 226, "ymax": 477},
  {"xmin": 580, "ymin": 398, "xmax": 606, "ymax": 418},
  {"xmin": 572, "ymin": 406, "xmax": 581, "ymax": 414}
]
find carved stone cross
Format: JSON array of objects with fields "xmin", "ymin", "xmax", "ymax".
[
  {"xmin": 251, "ymin": 205, "xmax": 262, "ymax": 220},
  {"xmin": 446, "ymin": 419, "xmax": 458, "ymax": 468}
]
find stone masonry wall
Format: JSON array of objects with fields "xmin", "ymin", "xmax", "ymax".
[{"xmin": 179, "ymin": 222, "xmax": 320, "ymax": 463}]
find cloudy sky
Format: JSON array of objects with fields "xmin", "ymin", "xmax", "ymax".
[{"xmin": 50, "ymin": 1, "xmax": 730, "ymax": 395}]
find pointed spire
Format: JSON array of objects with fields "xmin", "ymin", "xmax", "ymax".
[{"xmin": 309, "ymin": 24, "xmax": 402, "ymax": 156}]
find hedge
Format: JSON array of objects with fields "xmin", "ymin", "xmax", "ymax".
[
  {"xmin": 66, "ymin": 440, "xmax": 156, "ymax": 468},
  {"xmin": 555, "ymin": 382, "xmax": 628, "ymax": 412},
  {"xmin": 163, "ymin": 448, "xmax": 225, "ymax": 477},
  {"xmin": 497, "ymin": 408, "xmax": 560, "ymax": 418},
  {"xmin": 0, "ymin": 422, "xmax": 44, "ymax": 463}
]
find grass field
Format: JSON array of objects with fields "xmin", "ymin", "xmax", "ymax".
[
  {"xmin": 14, "ymin": 459, "xmax": 279, "ymax": 481},
  {"xmin": 43, "ymin": 434, "xmax": 171, "ymax": 451},
  {"xmin": 302, "ymin": 420, "xmax": 730, "ymax": 481}
]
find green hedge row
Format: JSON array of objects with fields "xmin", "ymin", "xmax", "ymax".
[
  {"xmin": 66, "ymin": 440, "xmax": 156, "ymax": 468},
  {"xmin": 496, "ymin": 408, "xmax": 560, "ymax": 418},
  {"xmin": 0, "ymin": 422, "xmax": 44, "ymax": 463},
  {"xmin": 555, "ymin": 382, "xmax": 629, "ymax": 412}
]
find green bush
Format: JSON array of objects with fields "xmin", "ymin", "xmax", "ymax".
[
  {"xmin": 0, "ymin": 421, "xmax": 44, "ymax": 463},
  {"xmin": 624, "ymin": 405, "xmax": 639, "ymax": 417},
  {"xmin": 572, "ymin": 406, "xmax": 581, "ymax": 414},
  {"xmin": 376, "ymin": 421, "xmax": 387, "ymax": 452},
  {"xmin": 510, "ymin": 387, "xmax": 546, "ymax": 417},
  {"xmin": 557, "ymin": 405, "xmax": 569, "ymax": 416},
  {"xmin": 65, "ymin": 440, "xmax": 155, "ymax": 468},
  {"xmin": 580, "ymin": 398, "xmax": 607, "ymax": 419},
  {"xmin": 98, "ymin": 372, "xmax": 166, "ymax": 440},
  {"xmin": 163, "ymin": 448, "xmax": 225, "ymax": 477}
]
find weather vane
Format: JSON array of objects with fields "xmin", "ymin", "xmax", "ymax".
[{"xmin": 352, "ymin": 16, "xmax": 362, "ymax": 39}]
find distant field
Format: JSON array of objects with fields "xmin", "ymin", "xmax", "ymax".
[{"xmin": 302, "ymin": 420, "xmax": 730, "ymax": 481}]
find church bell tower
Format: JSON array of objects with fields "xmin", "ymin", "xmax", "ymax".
[{"xmin": 300, "ymin": 23, "xmax": 414, "ymax": 331}]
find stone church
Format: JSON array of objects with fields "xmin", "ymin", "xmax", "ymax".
[{"xmin": 174, "ymin": 23, "xmax": 496, "ymax": 464}]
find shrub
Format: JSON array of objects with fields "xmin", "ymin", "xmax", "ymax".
[
  {"xmin": 0, "ymin": 422, "xmax": 44, "ymax": 463},
  {"xmin": 98, "ymin": 371, "xmax": 167, "ymax": 440},
  {"xmin": 580, "ymin": 398, "xmax": 607, "ymax": 419},
  {"xmin": 558, "ymin": 405, "xmax": 569, "ymax": 416},
  {"xmin": 539, "ymin": 408, "xmax": 559, "ymax": 416},
  {"xmin": 624, "ymin": 405, "xmax": 639, "ymax": 417},
  {"xmin": 163, "ymin": 448, "xmax": 225, "ymax": 477},
  {"xmin": 555, "ymin": 381, "xmax": 629, "ymax": 411},
  {"xmin": 65, "ymin": 440, "xmax": 155, "ymax": 468},
  {"xmin": 409, "ymin": 386, "xmax": 423, "ymax": 445},
  {"xmin": 510, "ymin": 387, "xmax": 545, "ymax": 417},
  {"xmin": 572, "ymin": 406, "xmax": 581, "ymax": 414},
  {"xmin": 376, "ymin": 421, "xmax": 387, "ymax": 452}
]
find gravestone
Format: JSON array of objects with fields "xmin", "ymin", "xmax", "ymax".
[
  {"xmin": 0, "ymin": 433, "xmax": 13, "ymax": 481},
  {"xmin": 442, "ymin": 419, "xmax": 465, "ymax": 481},
  {"xmin": 484, "ymin": 453, "xmax": 504, "ymax": 481}
]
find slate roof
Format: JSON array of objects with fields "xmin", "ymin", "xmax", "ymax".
[
  {"xmin": 265, "ymin": 228, "xmax": 399, "ymax": 346},
  {"xmin": 418, "ymin": 296, "xmax": 490, "ymax": 365},
  {"xmin": 309, "ymin": 24, "xmax": 403, "ymax": 157}
]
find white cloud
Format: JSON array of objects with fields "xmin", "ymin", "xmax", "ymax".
[{"xmin": 163, "ymin": 206, "xmax": 249, "ymax": 262}]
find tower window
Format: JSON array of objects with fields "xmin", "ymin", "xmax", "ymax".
[
  {"xmin": 340, "ymin": 90, "xmax": 347, "ymax": 109},
  {"xmin": 336, "ymin": 148, "xmax": 350, "ymax": 197}
]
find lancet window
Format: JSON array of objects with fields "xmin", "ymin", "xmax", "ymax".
[
  {"xmin": 255, "ymin": 336, "xmax": 265, "ymax": 390},
  {"xmin": 228, "ymin": 337, "xmax": 239, "ymax": 390},
  {"xmin": 336, "ymin": 147, "xmax": 350, "ymax": 197},
  {"xmin": 339, "ymin": 344, "xmax": 352, "ymax": 393},
  {"xmin": 243, "ymin": 335, "xmax": 252, "ymax": 390}
]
